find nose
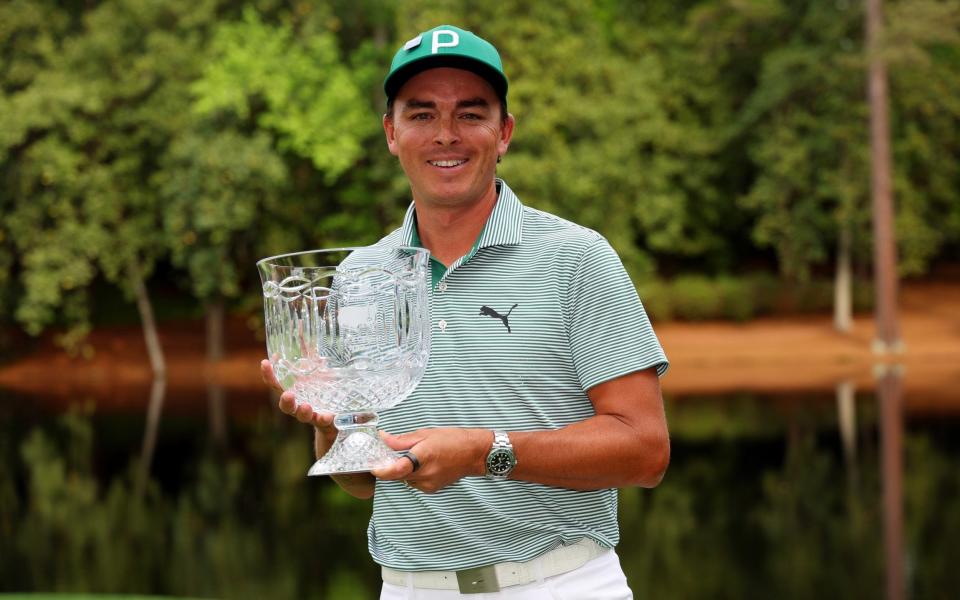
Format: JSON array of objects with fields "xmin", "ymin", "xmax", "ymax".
[{"xmin": 433, "ymin": 114, "xmax": 460, "ymax": 145}]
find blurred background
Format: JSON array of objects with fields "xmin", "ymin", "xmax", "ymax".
[{"xmin": 0, "ymin": 0, "xmax": 958, "ymax": 598}]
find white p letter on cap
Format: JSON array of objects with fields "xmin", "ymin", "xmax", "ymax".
[{"xmin": 432, "ymin": 30, "xmax": 460, "ymax": 54}]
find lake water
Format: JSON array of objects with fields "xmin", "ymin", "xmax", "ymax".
[{"xmin": 1, "ymin": 380, "xmax": 957, "ymax": 599}]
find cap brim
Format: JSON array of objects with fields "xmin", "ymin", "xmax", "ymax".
[{"xmin": 385, "ymin": 55, "xmax": 507, "ymax": 101}]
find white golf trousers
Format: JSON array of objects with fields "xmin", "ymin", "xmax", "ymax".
[{"xmin": 379, "ymin": 549, "xmax": 633, "ymax": 600}]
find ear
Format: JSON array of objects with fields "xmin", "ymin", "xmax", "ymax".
[
  {"xmin": 383, "ymin": 113, "xmax": 399, "ymax": 156},
  {"xmin": 497, "ymin": 113, "xmax": 516, "ymax": 158}
]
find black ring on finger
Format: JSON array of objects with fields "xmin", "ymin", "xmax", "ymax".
[{"xmin": 400, "ymin": 450, "xmax": 421, "ymax": 472}]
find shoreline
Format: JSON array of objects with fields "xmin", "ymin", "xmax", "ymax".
[{"xmin": 3, "ymin": 282, "xmax": 958, "ymax": 413}]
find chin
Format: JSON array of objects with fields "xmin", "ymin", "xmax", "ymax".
[{"xmin": 424, "ymin": 183, "xmax": 476, "ymax": 204}]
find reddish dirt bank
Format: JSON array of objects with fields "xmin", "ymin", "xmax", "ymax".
[
  {"xmin": 657, "ymin": 282, "xmax": 959, "ymax": 403},
  {"xmin": 2, "ymin": 282, "xmax": 958, "ymax": 414}
]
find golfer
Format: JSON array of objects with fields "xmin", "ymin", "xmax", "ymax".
[{"xmin": 262, "ymin": 24, "xmax": 669, "ymax": 599}]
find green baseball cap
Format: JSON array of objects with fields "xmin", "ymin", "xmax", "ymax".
[{"xmin": 384, "ymin": 25, "xmax": 508, "ymax": 103}]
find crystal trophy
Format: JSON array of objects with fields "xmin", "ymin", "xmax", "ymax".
[{"xmin": 257, "ymin": 247, "xmax": 431, "ymax": 476}]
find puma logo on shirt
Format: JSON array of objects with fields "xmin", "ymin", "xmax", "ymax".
[{"xmin": 479, "ymin": 304, "xmax": 518, "ymax": 333}]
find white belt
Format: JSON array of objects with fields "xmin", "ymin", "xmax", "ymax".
[{"xmin": 381, "ymin": 538, "xmax": 607, "ymax": 594}]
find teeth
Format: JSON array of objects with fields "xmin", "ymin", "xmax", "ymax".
[{"xmin": 430, "ymin": 160, "xmax": 465, "ymax": 167}]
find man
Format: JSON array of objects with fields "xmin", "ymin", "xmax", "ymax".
[{"xmin": 262, "ymin": 25, "xmax": 669, "ymax": 598}]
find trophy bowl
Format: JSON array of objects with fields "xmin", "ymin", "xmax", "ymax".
[{"xmin": 257, "ymin": 246, "xmax": 431, "ymax": 476}]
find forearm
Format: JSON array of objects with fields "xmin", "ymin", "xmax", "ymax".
[
  {"xmin": 507, "ymin": 414, "xmax": 670, "ymax": 490},
  {"xmin": 375, "ymin": 370, "xmax": 669, "ymax": 493},
  {"xmin": 314, "ymin": 427, "xmax": 376, "ymax": 499}
]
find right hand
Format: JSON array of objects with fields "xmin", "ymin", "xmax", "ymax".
[{"xmin": 260, "ymin": 359, "xmax": 336, "ymax": 439}]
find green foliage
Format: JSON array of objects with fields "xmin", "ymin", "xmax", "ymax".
[
  {"xmin": 192, "ymin": 7, "xmax": 376, "ymax": 182},
  {"xmin": 670, "ymin": 276, "xmax": 725, "ymax": 321},
  {"xmin": 726, "ymin": 0, "xmax": 871, "ymax": 280},
  {"xmin": 3, "ymin": 392, "xmax": 959, "ymax": 597},
  {"xmin": 0, "ymin": 0, "xmax": 957, "ymax": 342},
  {"xmin": 619, "ymin": 396, "xmax": 891, "ymax": 598},
  {"xmin": 904, "ymin": 434, "xmax": 960, "ymax": 595},
  {"xmin": 0, "ymin": 0, "xmax": 222, "ymax": 343},
  {"xmin": 16, "ymin": 404, "xmax": 169, "ymax": 592},
  {"xmin": 716, "ymin": 275, "xmax": 757, "ymax": 322},
  {"xmin": 1, "ymin": 404, "xmax": 381, "ymax": 598},
  {"xmin": 155, "ymin": 129, "xmax": 288, "ymax": 300},
  {"xmin": 640, "ymin": 273, "xmax": 874, "ymax": 321},
  {"xmin": 755, "ymin": 431, "xmax": 882, "ymax": 598},
  {"xmin": 886, "ymin": 1, "xmax": 960, "ymax": 276}
]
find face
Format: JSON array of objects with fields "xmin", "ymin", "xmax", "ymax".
[{"xmin": 384, "ymin": 68, "xmax": 514, "ymax": 210}]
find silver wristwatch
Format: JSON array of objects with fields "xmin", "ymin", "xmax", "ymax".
[{"xmin": 485, "ymin": 430, "xmax": 517, "ymax": 480}]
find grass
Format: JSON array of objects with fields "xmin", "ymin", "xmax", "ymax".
[{"xmin": 0, "ymin": 596, "xmax": 211, "ymax": 600}]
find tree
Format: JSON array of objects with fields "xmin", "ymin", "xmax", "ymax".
[
  {"xmin": 0, "ymin": 0, "xmax": 224, "ymax": 373},
  {"xmin": 388, "ymin": 1, "xmax": 727, "ymax": 280},
  {"xmin": 154, "ymin": 6, "xmax": 380, "ymax": 442},
  {"xmin": 883, "ymin": 0, "xmax": 960, "ymax": 275},
  {"xmin": 698, "ymin": 0, "xmax": 959, "ymax": 327}
]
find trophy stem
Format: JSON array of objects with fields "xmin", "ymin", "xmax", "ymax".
[{"xmin": 306, "ymin": 411, "xmax": 399, "ymax": 476}]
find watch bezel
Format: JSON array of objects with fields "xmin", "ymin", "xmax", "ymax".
[
  {"xmin": 485, "ymin": 430, "xmax": 517, "ymax": 480},
  {"xmin": 486, "ymin": 448, "xmax": 517, "ymax": 476}
]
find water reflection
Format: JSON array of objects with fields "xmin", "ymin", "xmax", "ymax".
[
  {"xmin": 878, "ymin": 366, "xmax": 904, "ymax": 600},
  {"xmin": 136, "ymin": 376, "xmax": 166, "ymax": 498},
  {"xmin": 836, "ymin": 379, "xmax": 858, "ymax": 488},
  {"xmin": 1, "ymin": 383, "xmax": 958, "ymax": 599}
]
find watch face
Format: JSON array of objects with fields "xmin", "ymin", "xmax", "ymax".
[{"xmin": 487, "ymin": 449, "xmax": 516, "ymax": 475}]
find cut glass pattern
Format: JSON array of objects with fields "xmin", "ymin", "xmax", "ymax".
[{"xmin": 258, "ymin": 247, "xmax": 431, "ymax": 476}]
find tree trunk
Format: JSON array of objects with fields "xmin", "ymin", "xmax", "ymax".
[
  {"xmin": 128, "ymin": 259, "xmax": 166, "ymax": 498},
  {"xmin": 836, "ymin": 379, "xmax": 858, "ymax": 490},
  {"xmin": 206, "ymin": 298, "xmax": 227, "ymax": 446},
  {"xmin": 866, "ymin": 0, "xmax": 902, "ymax": 352},
  {"xmin": 129, "ymin": 261, "xmax": 166, "ymax": 380},
  {"xmin": 878, "ymin": 365, "xmax": 905, "ymax": 600},
  {"xmin": 136, "ymin": 376, "xmax": 166, "ymax": 498},
  {"xmin": 834, "ymin": 225, "xmax": 853, "ymax": 333}
]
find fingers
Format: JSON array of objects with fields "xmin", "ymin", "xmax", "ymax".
[
  {"xmin": 294, "ymin": 400, "xmax": 316, "ymax": 423},
  {"xmin": 276, "ymin": 389, "xmax": 333, "ymax": 428},
  {"xmin": 312, "ymin": 411, "xmax": 335, "ymax": 428},
  {"xmin": 260, "ymin": 359, "xmax": 283, "ymax": 391},
  {"xmin": 277, "ymin": 390, "xmax": 298, "ymax": 416},
  {"xmin": 262, "ymin": 360, "xmax": 337, "ymax": 429},
  {"xmin": 298, "ymin": 405, "xmax": 334, "ymax": 428},
  {"xmin": 371, "ymin": 434, "xmax": 423, "ymax": 484},
  {"xmin": 380, "ymin": 430, "xmax": 421, "ymax": 451},
  {"xmin": 371, "ymin": 455, "xmax": 415, "ymax": 481},
  {"xmin": 399, "ymin": 451, "xmax": 421, "ymax": 473}
]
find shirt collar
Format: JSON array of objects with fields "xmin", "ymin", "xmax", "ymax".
[{"xmin": 399, "ymin": 179, "xmax": 524, "ymax": 250}]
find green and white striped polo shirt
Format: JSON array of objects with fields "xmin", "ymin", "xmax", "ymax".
[{"xmin": 369, "ymin": 179, "xmax": 668, "ymax": 571}]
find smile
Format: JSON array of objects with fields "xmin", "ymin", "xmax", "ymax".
[{"xmin": 428, "ymin": 159, "xmax": 467, "ymax": 168}]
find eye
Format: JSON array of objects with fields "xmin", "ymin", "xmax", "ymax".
[
  {"xmin": 410, "ymin": 112, "xmax": 432, "ymax": 121},
  {"xmin": 460, "ymin": 112, "xmax": 482, "ymax": 120}
]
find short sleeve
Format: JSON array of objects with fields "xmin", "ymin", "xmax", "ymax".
[{"xmin": 564, "ymin": 237, "xmax": 668, "ymax": 391}]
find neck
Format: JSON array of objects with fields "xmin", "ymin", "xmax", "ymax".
[{"xmin": 415, "ymin": 184, "xmax": 498, "ymax": 266}]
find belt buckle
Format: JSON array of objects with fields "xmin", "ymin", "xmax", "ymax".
[{"xmin": 456, "ymin": 564, "xmax": 500, "ymax": 593}]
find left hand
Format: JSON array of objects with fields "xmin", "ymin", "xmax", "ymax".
[{"xmin": 371, "ymin": 428, "xmax": 492, "ymax": 494}]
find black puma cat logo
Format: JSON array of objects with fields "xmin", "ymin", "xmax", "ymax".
[{"xmin": 479, "ymin": 304, "xmax": 518, "ymax": 333}]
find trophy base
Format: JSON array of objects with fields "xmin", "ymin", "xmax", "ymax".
[{"xmin": 307, "ymin": 414, "xmax": 399, "ymax": 476}]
